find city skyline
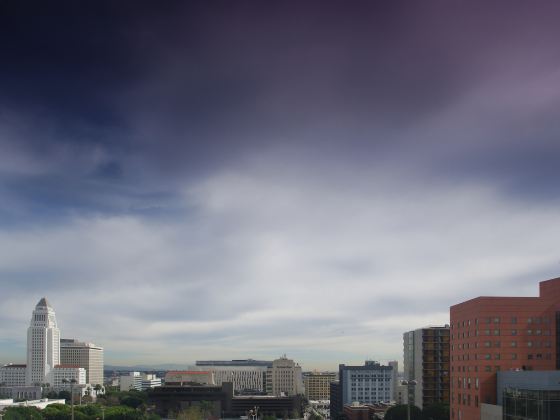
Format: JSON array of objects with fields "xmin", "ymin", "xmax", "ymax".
[{"xmin": 2, "ymin": 1, "xmax": 560, "ymax": 370}]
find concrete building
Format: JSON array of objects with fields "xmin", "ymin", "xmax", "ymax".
[
  {"xmin": 52, "ymin": 365, "xmax": 86, "ymax": 389},
  {"xmin": 303, "ymin": 371, "xmax": 337, "ymax": 400},
  {"xmin": 403, "ymin": 326, "xmax": 450, "ymax": 409},
  {"xmin": 450, "ymin": 276, "xmax": 560, "ymax": 420},
  {"xmin": 395, "ymin": 382, "xmax": 408, "ymax": 405},
  {"xmin": 164, "ymin": 371, "xmax": 215, "ymax": 386},
  {"xmin": 388, "ymin": 361, "xmax": 398, "ymax": 401},
  {"xmin": 196, "ymin": 360, "xmax": 271, "ymax": 393},
  {"xmin": 0, "ymin": 386, "xmax": 41, "ymax": 400},
  {"xmin": 338, "ymin": 361, "xmax": 394, "ymax": 407},
  {"xmin": 0, "ymin": 364, "xmax": 27, "ymax": 387},
  {"xmin": 330, "ymin": 381, "xmax": 341, "ymax": 420},
  {"xmin": 141, "ymin": 373, "xmax": 162, "ymax": 390},
  {"xmin": 266, "ymin": 355, "xmax": 303, "ymax": 396},
  {"xmin": 26, "ymin": 297, "xmax": 60, "ymax": 385},
  {"xmin": 60, "ymin": 339, "xmax": 104, "ymax": 386},
  {"xmin": 120, "ymin": 372, "xmax": 143, "ymax": 391}
]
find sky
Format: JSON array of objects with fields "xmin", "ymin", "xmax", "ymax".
[{"xmin": 1, "ymin": 1, "xmax": 560, "ymax": 370}]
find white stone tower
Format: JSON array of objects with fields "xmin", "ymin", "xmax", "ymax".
[{"xmin": 26, "ymin": 297, "xmax": 60, "ymax": 385}]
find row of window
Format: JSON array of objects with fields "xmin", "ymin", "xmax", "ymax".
[
  {"xmin": 453, "ymin": 329, "xmax": 552, "ymax": 340},
  {"xmin": 452, "ymin": 316, "xmax": 550, "ymax": 329}
]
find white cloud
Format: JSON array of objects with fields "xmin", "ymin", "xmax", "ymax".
[{"xmin": 1, "ymin": 153, "xmax": 559, "ymax": 369}]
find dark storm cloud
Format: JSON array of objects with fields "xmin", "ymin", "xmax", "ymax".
[{"xmin": 3, "ymin": 1, "xmax": 560, "ymax": 187}]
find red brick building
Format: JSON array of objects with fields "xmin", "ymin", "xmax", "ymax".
[{"xmin": 450, "ymin": 277, "xmax": 560, "ymax": 420}]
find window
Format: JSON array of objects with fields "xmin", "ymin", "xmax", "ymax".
[
  {"xmin": 493, "ymin": 329, "xmax": 500, "ymax": 336},
  {"xmin": 493, "ymin": 317, "xmax": 501, "ymax": 323},
  {"xmin": 511, "ymin": 317, "xmax": 517, "ymax": 324},
  {"xmin": 511, "ymin": 341, "xmax": 517, "ymax": 347},
  {"xmin": 528, "ymin": 341, "xmax": 533, "ymax": 347},
  {"xmin": 485, "ymin": 366, "xmax": 491, "ymax": 372},
  {"xmin": 512, "ymin": 329, "xmax": 517, "ymax": 335}
]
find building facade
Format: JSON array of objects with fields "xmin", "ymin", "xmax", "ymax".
[
  {"xmin": 26, "ymin": 298, "xmax": 60, "ymax": 386},
  {"xmin": 0, "ymin": 364, "xmax": 27, "ymax": 387},
  {"xmin": 120, "ymin": 372, "xmax": 143, "ymax": 391},
  {"xmin": 303, "ymin": 371, "xmax": 337, "ymax": 400},
  {"xmin": 338, "ymin": 361, "xmax": 393, "ymax": 406},
  {"xmin": 60, "ymin": 339, "xmax": 104, "ymax": 386},
  {"xmin": 266, "ymin": 356, "xmax": 303, "ymax": 396},
  {"xmin": 403, "ymin": 326, "xmax": 450, "ymax": 409},
  {"xmin": 450, "ymin": 277, "xmax": 560, "ymax": 420},
  {"xmin": 52, "ymin": 365, "xmax": 86, "ymax": 389},
  {"xmin": 196, "ymin": 360, "xmax": 271, "ymax": 393}
]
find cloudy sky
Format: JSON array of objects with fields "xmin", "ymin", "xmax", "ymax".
[{"xmin": 1, "ymin": 1, "xmax": 560, "ymax": 370}]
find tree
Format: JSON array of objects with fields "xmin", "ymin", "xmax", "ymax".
[
  {"xmin": 384, "ymin": 404, "xmax": 422, "ymax": 420},
  {"xmin": 198, "ymin": 400, "xmax": 214, "ymax": 419},
  {"xmin": 421, "ymin": 403, "xmax": 449, "ymax": 420},
  {"xmin": 2, "ymin": 406, "xmax": 43, "ymax": 419},
  {"xmin": 177, "ymin": 406, "xmax": 203, "ymax": 420}
]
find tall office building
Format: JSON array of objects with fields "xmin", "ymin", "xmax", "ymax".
[
  {"xmin": 266, "ymin": 356, "xmax": 304, "ymax": 396},
  {"xmin": 196, "ymin": 360, "xmax": 272, "ymax": 393},
  {"xmin": 403, "ymin": 326, "xmax": 450, "ymax": 410},
  {"xmin": 450, "ymin": 276, "xmax": 560, "ymax": 420},
  {"xmin": 303, "ymin": 371, "xmax": 337, "ymax": 400},
  {"xmin": 26, "ymin": 298, "xmax": 60, "ymax": 385},
  {"xmin": 60, "ymin": 339, "xmax": 104, "ymax": 386}
]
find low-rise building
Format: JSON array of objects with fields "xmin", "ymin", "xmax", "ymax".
[
  {"xmin": 0, "ymin": 364, "xmax": 27, "ymax": 387},
  {"xmin": 164, "ymin": 371, "xmax": 215, "ymax": 386},
  {"xmin": 0, "ymin": 386, "xmax": 41, "ymax": 400},
  {"xmin": 120, "ymin": 372, "xmax": 143, "ymax": 391},
  {"xmin": 52, "ymin": 365, "xmax": 86, "ymax": 389},
  {"xmin": 196, "ymin": 360, "xmax": 271, "ymax": 393},
  {"xmin": 141, "ymin": 373, "xmax": 162, "ymax": 390}
]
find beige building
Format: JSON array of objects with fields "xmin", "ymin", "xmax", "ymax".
[
  {"xmin": 60, "ymin": 339, "xmax": 104, "ymax": 386},
  {"xmin": 303, "ymin": 371, "xmax": 337, "ymax": 400},
  {"xmin": 266, "ymin": 355, "xmax": 303, "ymax": 396}
]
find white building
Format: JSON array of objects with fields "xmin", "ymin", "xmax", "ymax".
[
  {"xmin": 196, "ymin": 360, "xmax": 271, "ymax": 393},
  {"xmin": 52, "ymin": 365, "xmax": 86, "ymax": 389},
  {"xmin": 26, "ymin": 298, "xmax": 60, "ymax": 386},
  {"xmin": 60, "ymin": 339, "xmax": 104, "ymax": 386},
  {"xmin": 339, "ymin": 361, "xmax": 393, "ymax": 405},
  {"xmin": 120, "ymin": 372, "xmax": 143, "ymax": 391},
  {"xmin": 0, "ymin": 364, "xmax": 27, "ymax": 387},
  {"xmin": 266, "ymin": 355, "xmax": 304, "ymax": 396},
  {"xmin": 0, "ymin": 398, "xmax": 66, "ymax": 411},
  {"xmin": 141, "ymin": 373, "xmax": 162, "ymax": 390}
]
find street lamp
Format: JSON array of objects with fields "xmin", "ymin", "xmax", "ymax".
[
  {"xmin": 401, "ymin": 380, "xmax": 417, "ymax": 420},
  {"xmin": 62, "ymin": 378, "xmax": 78, "ymax": 420}
]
